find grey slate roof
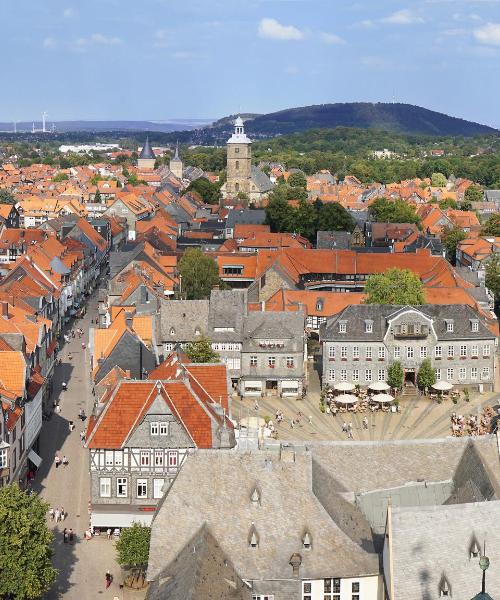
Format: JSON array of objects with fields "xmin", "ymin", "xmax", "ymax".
[
  {"xmin": 146, "ymin": 525, "xmax": 251, "ymax": 600},
  {"xmin": 139, "ymin": 136, "xmax": 155, "ymax": 159},
  {"xmin": 226, "ymin": 209, "xmax": 266, "ymax": 229},
  {"xmin": 208, "ymin": 289, "xmax": 247, "ymax": 342},
  {"xmin": 316, "ymin": 230, "xmax": 351, "ymax": 250},
  {"xmin": 320, "ymin": 304, "xmax": 495, "ymax": 342},
  {"xmin": 243, "ymin": 311, "xmax": 304, "ymax": 353},
  {"xmin": 158, "ymin": 299, "xmax": 209, "ymax": 343},
  {"xmin": 484, "ymin": 190, "xmax": 500, "ymax": 202},
  {"xmin": 147, "ymin": 450, "xmax": 380, "ymax": 584},
  {"xmin": 390, "ymin": 500, "xmax": 500, "ymax": 600},
  {"xmin": 250, "ymin": 165, "xmax": 273, "ymax": 193}
]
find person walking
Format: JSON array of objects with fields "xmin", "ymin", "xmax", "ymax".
[
  {"xmin": 341, "ymin": 422, "xmax": 348, "ymax": 434},
  {"xmin": 348, "ymin": 422, "xmax": 353, "ymax": 439},
  {"xmin": 63, "ymin": 528, "xmax": 68, "ymax": 543},
  {"xmin": 60, "ymin": 507, "xmax": 66, "ymax": 521},
  {"xmin": 54, "ymin": 507, "xmax": 61, "ymax": 523},
  {"xmin": 107, "ymin": 528, "xmax": 112, "ymax": 540},
  {"xmin": 48, "ymin": 507, "xmax": 54, "ymax": 521},
  {"xmin": 55, "ymin": 454, "xmax": 61, "ymax": 469},
  {"xmin": 62, "ymin": 455, "xmax": 69, "ymax": 467},
  {"xmin": 105, "ymin": 571, "xmax": 113, "ymax": 589},
  {"xmin": 69, "ymin": 529, "xmax": 74, "ymax": 544}
]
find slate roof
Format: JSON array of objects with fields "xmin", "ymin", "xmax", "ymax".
[
  {"xmin": 139, "ymin": 137, "xmax": 156, "ymax": 159},
  {"xmin": 250, "ymin": 165, "xmax": 273, "ymax": 193},
  {"xmin": 243, "ymin": 311, "xmax": 305, "ymax": 353},
  {"xmin": 147, "ymin": 450, "xmax": 380, "ymax": 584},
  {"xmin": 226, "ymin": 209, "xmax": 266, "ymax": 229},
  {"xmin": 208, "ymin": 289, "xmax": 247, "ymax": 342},
  {"xmin": 320, "ymin": 304, "xmax": 495, "ymax": 342},
  {"xmin": 484, "ymin": 190, "xmax": 500, "ymax": 202},
  {"xmin": 316, "ymin": 230, "xmax": 351, "ymax": 250},
  {"xmin": 389, "ymin": 501, "xmax": 500, "ymax": 600},
  {"xmin": 158, "ymin": 300, "xmax": 209, "ymax": 343}
]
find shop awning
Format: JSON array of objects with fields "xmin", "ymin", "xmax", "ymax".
[{"xmin": 28, "ymin": 449, "xmax": 43, "ymax": 468}]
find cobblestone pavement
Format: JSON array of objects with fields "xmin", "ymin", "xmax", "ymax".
[
  {"xmin": 231, "ymin": 361, "xmax": 499, "ymax": 443},
  {"xmin": 31, "ymin": 293, "xmax": 147, "ymax": 600}
]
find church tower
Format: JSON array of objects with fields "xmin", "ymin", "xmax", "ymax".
[
  {"xmin": 137, "ymin": 136, "xmax": 156, "ymax": 169},
  {"xmin": 169, "ymin": 142, "xmax": 183, "ymax": 180},
  {"xmin": 224, "ymin": 117, "xmax": 252, "ymax": 196}
]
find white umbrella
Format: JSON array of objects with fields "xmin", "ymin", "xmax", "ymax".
[
  {"xmin": 372, "ymin": 393, "xmax": 395, "ymax": 404},
  {"xmin": 432, "ymin": 381, "xmax": 453, "ymax": 391},
  {"xmin": 335, "ymin": 393, "xmax": 358, "ymax": 405},
  {"xmin": 334, "ymin": 382, "xmax": 355, "ymax": 392},
  {"xmin": 369, "ymin": 381, "xmax": 390, "ymax": 391}
]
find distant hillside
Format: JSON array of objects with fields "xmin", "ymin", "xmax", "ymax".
[{"xmin": 206, "ymin": 103, "xmax": 497, "ymax": 141}]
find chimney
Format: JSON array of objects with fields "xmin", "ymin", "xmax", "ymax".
[
  {"xmin": 1, "ymin": 302, "xmax": 9, "ymax": 318},
  {"xmin": 289, "ymin": 553, "xmax": 302, "ymax": 578}
]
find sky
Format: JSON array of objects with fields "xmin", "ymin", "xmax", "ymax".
[{"xmin": 1, "ymin": 0, "xmax": 500, "ymax": 127}]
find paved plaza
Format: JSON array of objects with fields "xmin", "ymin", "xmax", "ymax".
[{"xmin": 31, "ymin": 293, "xmax": 147, "ymax": 600}]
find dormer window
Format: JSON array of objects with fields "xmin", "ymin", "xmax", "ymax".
[
  {"xmin": 439, "ymin": 578, "xmax": 450, "ymax": 597},
  {"xmin": 365, "ymin": 320, "xmax": 373, "ymax": 333},
  {"xmin": 250, "ymin": 488, "xmax": 260, "ymax": 505},
  {"xmin": 302, "ymin": 531, "xmax": 312, "ymax": 550},
  {"xmin": 195, "ymin": 327, "xmax": 200, "ymax": 336},
  {"xmin": 446, "ymin": 320, "xmax": 454, "ymax": 333},
  {"xmin": 470, "ymin": 540, "xmax": 480, "ymax": 558},
  {"xmin": 249, "ymin": 526, "xmax": 259, "ymax": 548},
  {"xmin": 316, "ymin": 299, "xmax": 324, "ymax": 312},
  {"xmin": 339, "ymin": 321, "xmax": 346, "ymax": 334},
  {"xmin": 471, "ymin": 320, "xmax": 479, "ymax": 332},
  {"xmin": 170, "ymin": 327, "xmax": 175, "ymax": 336}
]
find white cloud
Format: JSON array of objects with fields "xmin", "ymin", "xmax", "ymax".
[
  {"xmin": 321, "ymin": 31, "xmax": 345, "ymax": 44},
  {"xmin": 258, "ymin": 17, "xmax": 304, "ymax": 40},
  {"xmin": 76, "ymin": 33, "xmax": 122, "ymax": 48},
  {"xmin": 474, "ymin": 22, "xmax": 500, "ymax": 45},
  {"xmin": 63, "ymin": 8, "xmax": 77, "ymax": 18},
  {"xmin": 42, "ymin": 37, "xmax": 57, "ymax": 49},
  {"xmin": 382, "ymin": 9, "xmax": 424, "ymax": 25}
]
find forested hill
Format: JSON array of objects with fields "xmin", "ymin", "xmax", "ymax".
[{"xmin": 231, "ymin": 103, "xmax": 497, "ymax": 138}]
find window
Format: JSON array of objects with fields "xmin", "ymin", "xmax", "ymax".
[
  {"xmin": 117, "ymin": 477, "xmax": 128, "ymax": 497},
  {"xmin": 159, "ymin": 422, "xmax": 169, "ymax": 436},
  {"xmin": 323, "ymin": 578, "xmax": 341, "ymax": 600},
  {"xmin": 365, "ymin": 320, "xmax": 373, "ymax": 333},
  {"xmin": 250, "ymin": 355, "xmax": 258, "ymax": 367},
  {"xmin": 482, "ymin": 367, "xmax": 490, "ymax": 380},
  {"xmin": 253, "ymin": 596, "xmax": 274, "ymax": 600},
  {"xmin": 353, "ymin": 346, "xmax": 359, "ymax": 359},
  {"xmin": 328, "ymin": 346, "xmax": 335, "ymax": 359},
  {"xmin": 154, "ymin": 450, "xmax": 164, "ymax": 467},
  {"xmin": 459, "ymin": 367, "xmax": 466, "ymax": 381},
  {"xmin": 150, "ymin": 422, "xmax": 159, "ymax": 436},
  {"xmin": 341, "ymin": 346, "xmax": 347, "ymax": 359},
  {"xmin": 378, "ymin": 369, "xmax": 386, "ymax": 381},
  {"xmin": 100, "ymin": 477, "xmax": 111, "ymax": 498},
  {"xmin": 365, "ymin": 347, "xmax": 372, "ymax": 360},
  {"xmin": 140, "ymin": 451, "xmax": 150, "ymax": 467},
  {"xmin": 447, "ymin": 368, "xmax": 454, "ymax": 381},
  {"xmin": 339, "ymin": 322, "xmax": 346, "ymax": 333},
  {"xmin": 446, "ymin": 320, "xmax": 454, "ymax": 332},
  {"xmin": 340, "ymin": 369, "xmax": 347, "ymax": 382},
  {"xmin": 286, "ymin": 356, "xmax": 294, "ymax": 368},
  {"xmin": 0, "ymin": 448, "xmax": 7, "ymax": 469},
  {"xmin": 420, "ymin": 346, "xmax": 427, "ymax": 358},
  {"xmin": 352, "ymin": 369, "xmax": 359, "ymax": 382},
  {"xmin": 436, "ymin": 368, "xmax": 441, "ymax": 381},
  {"xmin": 471, "ymin": 320, "xmax": 479, "ymax": 332},
  {"xmin": 105, "ymin": 451, "xmax": 114, "ymax": 467},
  {"xmin": 460, "ymin": 345, "xmax": 467, "ymax": 358},
  {"xmin": 435, "ymin": 346, "xmax": 442, "ymax": 358},
  {"xmin": 153, "ymin": 478, "xmax": 165, "ymax": 499},
  {"xmin": 302, "ymin": 582, "xmax": 312, "ymax": 600},
  {"xmin": 136, "ymin": 479, "xmax": 148, "ymax": 498},
  {"xmin": 234, "ymin": 147, "xmax": 239, "ymax": 153},
  {"xmin": 365, "ymin": 369, "xmax": 373, "ymax": 382},
  {"xmin": 471, "ymin": 367, "xmax": 478, "ymax": 380},
  {"xmin": 407, "ymin": 346, "xmax": 414, "ymax": 359},
  {"xmin": 114, "ymin": 451, "xmax": 123, "ymax": 467},
  {"xmin": 168, "ymin": 451, "xmax": 178, "ymax": 468},
  {"xmin": 378, "ymin": 346, "xmax": 386, "ymax": 359},
  {"xmin": 268, "ymin": 356, "xmax": 276, "ymax": 367},
  {"xmin": 471, "ymin": 345, "xmax": 479, "ymax": 357},
  {"xmin": 394, "ymin": 346, "xmax": 401, "ymax": 359},
  {"xmin": 235, "ymin": 160, "xmax": 239, "ymax": 170},
  {"xmin": 352, "ymin": 582, "xmax": 360, "ymax": 600},
  {"xmin": 483, "ymin": 345, "xmax": 491, "ymax": 357},
  {"xmin": 328, "ymin": 369, "xmax": 335, "ymax": 382}
]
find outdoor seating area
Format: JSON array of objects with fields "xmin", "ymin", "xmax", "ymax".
[
  {"xmin": 322, "ymin": 382, "xmax": 401, "ymax": 415},
  {"xmin": 450, "ymin": 406, "xmax": 498, "ymax": 437}
]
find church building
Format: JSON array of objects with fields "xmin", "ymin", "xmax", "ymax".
[
  {"xmin": 137, "ymin": 137, "xmax": 156, "ymax": 169},
  {"xmin": 169, "ymin": 142, "xmax": 183, "ymax": 180},
  {"xmin": 221, "ymin": 117, "xmax": 272, "ymax": 204}
]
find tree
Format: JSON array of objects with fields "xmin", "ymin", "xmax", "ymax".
[
  {"xmin": 265, "ymin": 193, "xmax": 295, "ymax": 232},
  {"xmin": 464, "ymin": 184, "xmax": 483, "ymax": 204},
  {"xmin": 0, "ymin": 188, "xmax": 16, "ymax": 204},
  {"xmin": 287, "ymin": 171, "xmax": 307, "ymax": 188},
  {"xmin": 0, "ymin": 484, "xmax": 57, "ymax": 599},
  {"xmin": 481, "ymin": 214, "xmax": 500, "ymax": 237},
  {"xmin": 441, "ymin": 227, "xmax": 467, "ymax": 265},
  {"xmin": 94, "ymin": 188, "xmax": 102, "ymax": 204},
  {"xmin": 364, "ymin": 268, "xmax": 425, "ymax": 305},
  {"xmin": 185, "ymin": 336, "xmax": 220, "ymax": 363},
  {"xmin": 485, "ymin": 254, "xmax": 500, "ymax": 303},
  {"xmin": 417, "ymin": 358, "xmax": 436, "ymax": 390},
  {"xmin": 316, "ymin": 201, "xmax": 355, "ymax": 232},
  {"xmin": 388, "ymin": 361, "xmax": 404, "ymax": 390},
  {"xmin": 368, "ymin": 198, "xmax": 420, "ymax": 225},
  {"xmin": 431, "ymin": 172, "xmax": 448, "ymax": 187},
  {"xmin": 183, "ymin": 177, "xmax": 221, "ymax": 205},
  {"xmin": 116, "ymin": 522, "xmax": 151, "ymax": 588},
  {"xmin": 51, "ymin": 172, "xmax": 69, "ymax": 182},
  {"xmin": 294, "ymin": 199, "xmax": 317, "ymax": 241},
  {"xmin": 438, "ymin": 197, "xmax": 457, "ymax": 210},
  {"xmin": 179, "ymin": 248, "xmax": 223, "ymax": 300}
]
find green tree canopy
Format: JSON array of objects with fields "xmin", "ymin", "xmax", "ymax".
[
  {"xmin": 183, "ymin": 177, "xmax": 221, "ymax": 205},
  {"xmin": 51, "ymin": 172, "xmax": 69, "ymax": 182},
  {"xmin": 417, "ymin": 358, "xmax": 436, "ymax": 390},
  {"xmin": 481, "ymin": 214, "xmax": 500, "ymax": 237},
  {"xmin": 464, "ymin": 184, "xmax": 483, "ymax": 204},
  {"xmin": 316, "ymin": 201, "xmax": 356, "ymax": 232},
  {"xmin": 438, "ymin": 197, "xmax": 457, "ymax": 210},
  {"xmin": 485, "ymin": 254, "xmax": 500, "ymax": 301},
  {"xmin": 116, "ymin": 522, "xmax": 151, "ymax": 580},
  {"xmin": 387, "ymin": 361, "xmax": 404, "ymax": 390},
  {"xmin": 364, "ymin": 268, "xmax": 425, "ymax": 305},
  {"xmin": 368, "ymin": 198, "xmax": 420, "ymax": 225},
  {"xmin": 179, "ymin": 248, "xmax": 223, "ymax": 299},
  {"xmin": 287, "ymin": 171, "xmax": 307, "ymax": 188},
  {"xmin": 0, "ymin": 188, "xmax": 16, "ymax": 205},
  {"xmin": 0, "ymin": 484, "xmax": 57, "ymax": 599},
  {"xmin": 185, "ymin": 336, "xmax": 220, "ymax": 363},
  {"xmin": 431, "ymin": 172, "xmax": 448, "ymax": 187},
  {"xmin": 441, "ymin": 227, "xmax": 467, "ymax": 265}
]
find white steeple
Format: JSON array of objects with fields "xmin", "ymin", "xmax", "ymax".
[{"xmin": 227, "ymin": 116, "xmax": 252, "ymax": 145}]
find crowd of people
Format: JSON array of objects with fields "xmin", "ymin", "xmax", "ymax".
[{"xmin": 450, "ymin": 406, "xmax": 498, "ymax": 437}]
